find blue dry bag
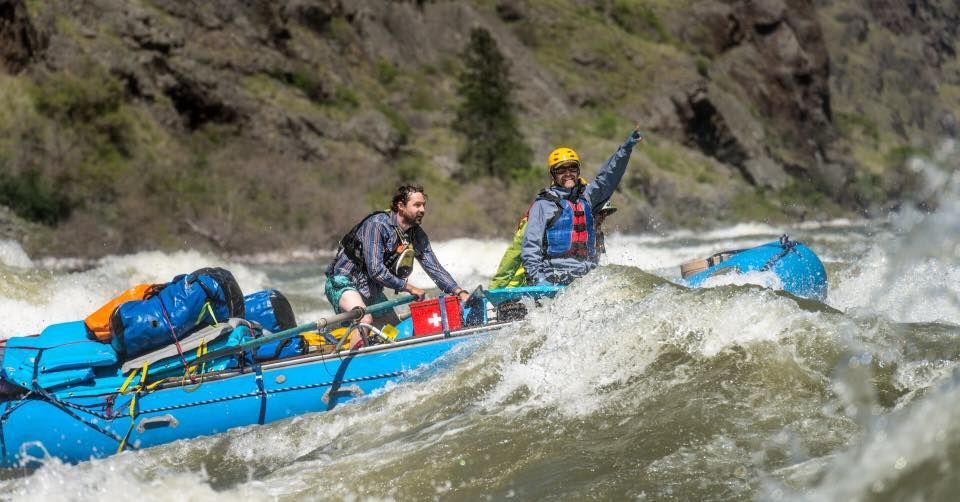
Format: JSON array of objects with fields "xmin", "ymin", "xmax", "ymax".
[
  {"xmin": 243, "ymin": 289, "xmax": 305, "ymax": 361},
  {"xmin": 110, "ymin": 267, "xmax": 245, "ymax": 359}
]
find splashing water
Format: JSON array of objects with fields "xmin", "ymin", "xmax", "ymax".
[
  {"xmin": 831, "ymin": 144, "xmax": 960, "ymax": 324},
  {"xmin": 1, "ymin": 149, "xmax": 960, "ymax": 498}
]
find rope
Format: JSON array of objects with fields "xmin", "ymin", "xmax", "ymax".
[
  {"xmin": 0, "ymin": 363, "xmax": 407, "ymax": 462},
  {"xmin": 134, "ymin": 370, "xmax": 405, "ymax": 416},
  {"xmin": 157, "ymin": 295, "xmax": 194, "ymax": 380},
  {"xmin": 180, "ymin": 339, "xmax": 209, "ymax": 392},
  {"xmin": 23, "ymin": 349, "xmax": 131, "ymax": 448},
  {"xmin": 36, "ymin": 366, "xmax": 408, "ymax": 419},
  {"xmin": 760, "ymin": 234, "xmax": 799, "ymax": 272}
]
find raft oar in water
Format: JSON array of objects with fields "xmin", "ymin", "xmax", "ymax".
[{"xmin": 191, "ymin": 294, "xmax": 417, "ymax": 366}]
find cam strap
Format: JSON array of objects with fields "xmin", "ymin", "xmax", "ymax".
[
  {"xmin": 116, "ymin": 361, "xmax": 166, "ymax": 453},
  {"xmin": 760, "ymin": 234, "xmax": 798, "ymax": 271},
  {"xmin": 180, "ymin": 338, "xmax": 209, "ymax": 392}
]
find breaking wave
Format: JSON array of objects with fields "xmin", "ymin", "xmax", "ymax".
[{"xmin": 1, "ymin": 145, "xmax": 960, "ymax": 498}]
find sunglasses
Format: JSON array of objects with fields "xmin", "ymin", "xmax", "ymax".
[{"xmin": 551, "ymin": 164, "xmax": 580, "ymax": 176}]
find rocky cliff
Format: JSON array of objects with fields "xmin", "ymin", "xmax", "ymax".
[{"xmin": 0, "ymin": 0, "xmax": 954, "ymax": 257}]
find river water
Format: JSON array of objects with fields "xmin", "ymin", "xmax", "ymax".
[{"xmin": 0, "ymin": 161, "xmax": 959, "ymax": 500}]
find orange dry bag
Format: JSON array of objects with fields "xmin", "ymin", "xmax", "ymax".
[{"xmin": 84, "ymin": 284, "xmax": 155, "ymax": 342}]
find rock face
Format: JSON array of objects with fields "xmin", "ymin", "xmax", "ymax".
[
  {"xmin": 826, "ymin": 0, "xmax": 960, "ymax": 140},
  {"xmin": 0, "ymin": 0, "xmax": 40, "ymax": 73},
  {"xmin": 0, "ymin": 0, "xmax": 954, "ymax": 257},
  {"xmin": 673, "ymin": 0, "xmax": 853, "ymax": 196},
  {"xmin": 0, "ymin": 204, "xmax": 35, "ymax": 243}
]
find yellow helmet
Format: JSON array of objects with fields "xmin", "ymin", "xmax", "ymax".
[{"xmin": 547, "ymin": 147, "xmax": 580, "ymax": 171}]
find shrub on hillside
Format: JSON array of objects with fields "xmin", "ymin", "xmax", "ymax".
[
  {"xmin": 453, "ymin": 27, "xmax": 533, "ymax": 180},
  {"xmin": 0, "ymin": 169, "xmax": 71, "ymax": 225}
]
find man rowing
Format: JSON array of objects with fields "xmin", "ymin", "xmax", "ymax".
[{"xmin": 325, "ymin": 185, "xmax": 471, "ymax": 334}]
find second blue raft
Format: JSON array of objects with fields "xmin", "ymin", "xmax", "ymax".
[{"xmin": 679, "ymin": 236, "xmax": 828, "ymax": 301}]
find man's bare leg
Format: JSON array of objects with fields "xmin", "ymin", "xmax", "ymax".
[{"xmin": 338, "ymin": 290, "xmax": 372, "ymax": 348}]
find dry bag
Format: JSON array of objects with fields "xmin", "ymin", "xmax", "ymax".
[
  {"xmin": 110, "ymin": 267, "xmax": 244, "ymax": 359},
  {"xmin": 84, "ymin": 283, "xmax": 158, "ymax": 342},
  {"xmin": 243, "ymin": 289, "xmax": 305, "ymax": 361}
]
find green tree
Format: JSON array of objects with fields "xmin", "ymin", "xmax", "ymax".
[{"xmin": 453, "ymin": 27, "xmax": 532, "ymax": 179}]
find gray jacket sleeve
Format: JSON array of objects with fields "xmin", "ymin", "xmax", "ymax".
[
  {"xmin": 520, "ymin": 199, "xmax": 559, "ymax": 284},
  {"xmin": 583, "ymin": 132, "xmax": 641, "ymax": 210}
]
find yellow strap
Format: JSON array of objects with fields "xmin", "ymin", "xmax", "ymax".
[
  {"xmin": 115, "ymin": 361, "xmax": 166, "ymax": 454},
  {"xmin": 194, "ymin": 300, "xmax": 218, "ymax": 325},
  {"xmin": 186, "ymin": 339, "xmax": 208, "ymax": 374},
  {"xmin": 117, "ymin": 367, "xmax": 145, "ymax": 454},
  {"xmin": 117, "ymin": 432, "xmax": 131, "ymax": 453},
  {"xmin": 118, "ymin": 362, "xmax": 150, "ymax": 395},
  {"xmin": 182, "ymin": 339, "xmax": 208, "ymax": 392},
  {"xmin": 118, "ymin": 369, "xmax": 138, "ymax": 394},
  {"xmin": 197, "ymin": 300, "xmax": 209, "ymax": 324}
]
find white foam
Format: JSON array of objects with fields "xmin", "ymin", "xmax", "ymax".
[
  {"xmin": 0, "ymin": 250, "xmax": 268, "ymax": 338},
  {"xmin": 831, "ymin": 247, "xmax": 960, "ymax": 324},
  {"xmin": 830, "ymin": 153, "xmax": 960, "ymax": 323},
  {"xmin": 0, "ymin": 454, "xmax": 272, "ymax": 502},
  {"xmin": 0, "ymin": 240, "xmax": 33, "ymax": 268},
  {"xmin": 696, "ymin": 269, "xmax": 784, "ymax": 292},
  {"xmin": 481, "ymin": 269, "xmax": 824, "ymax": 418},
  {"xmin": 406, "ymin": 237, "xmax": 511, "ymax": 289},
  {"xmin": 792, "ymin": 377, "xmax": 960, "ymax": 501},
  {"xmin": 230, "ymin": 247, "xmax": 333, "ymax": 265}
]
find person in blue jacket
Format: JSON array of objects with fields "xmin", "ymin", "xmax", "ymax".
[{"xmin": 521, "ymin": 127, "xmax": 643, "ymax": 286}]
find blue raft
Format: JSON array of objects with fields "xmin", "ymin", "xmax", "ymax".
[
  {"xmin": 0, "ymin": 292, "xmax": 526, "ymax": 467},
  {"xmin": 0, "ymin": 238, "xmax": 826, "ymax": 467},
  {"xmin": 679, "ymin": 235, "xmax": 828, "ymax": 301}
]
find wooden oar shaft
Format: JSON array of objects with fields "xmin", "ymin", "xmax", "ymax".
[{"xmin": 193, "ymin": 295, "xmax": 416, "ymax": 365}]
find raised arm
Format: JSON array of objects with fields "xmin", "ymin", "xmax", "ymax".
[{"xmin": 583, "ymin": 128, "xmax": 643, "ymax": 210}]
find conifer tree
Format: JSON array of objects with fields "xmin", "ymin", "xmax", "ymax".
[{"xmin": 453, "ymin": 27, "xmax": 532, "ymax": 179}]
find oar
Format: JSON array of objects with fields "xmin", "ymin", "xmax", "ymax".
[{"xmin": 192, "ymin": 295, "xmax": 417, "ymax": 366}]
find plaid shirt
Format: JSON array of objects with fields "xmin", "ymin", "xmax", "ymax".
[{"xmin": 326, "ymin": 211, "xmax": 460, "ymax": 298}]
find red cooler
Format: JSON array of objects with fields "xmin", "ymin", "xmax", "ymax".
[{"xmin": 410, "ymin": 296, "xmax": 463, "ymax": 336}]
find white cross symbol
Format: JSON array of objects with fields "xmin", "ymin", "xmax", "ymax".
[{"xmin": 428, "ymin": 312, "xmax": 442, "ymax": 327}]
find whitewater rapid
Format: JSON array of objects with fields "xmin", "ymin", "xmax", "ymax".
[{"xmin": 0, "ymin": 152, "xmax": 959, "ymax": 499}]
